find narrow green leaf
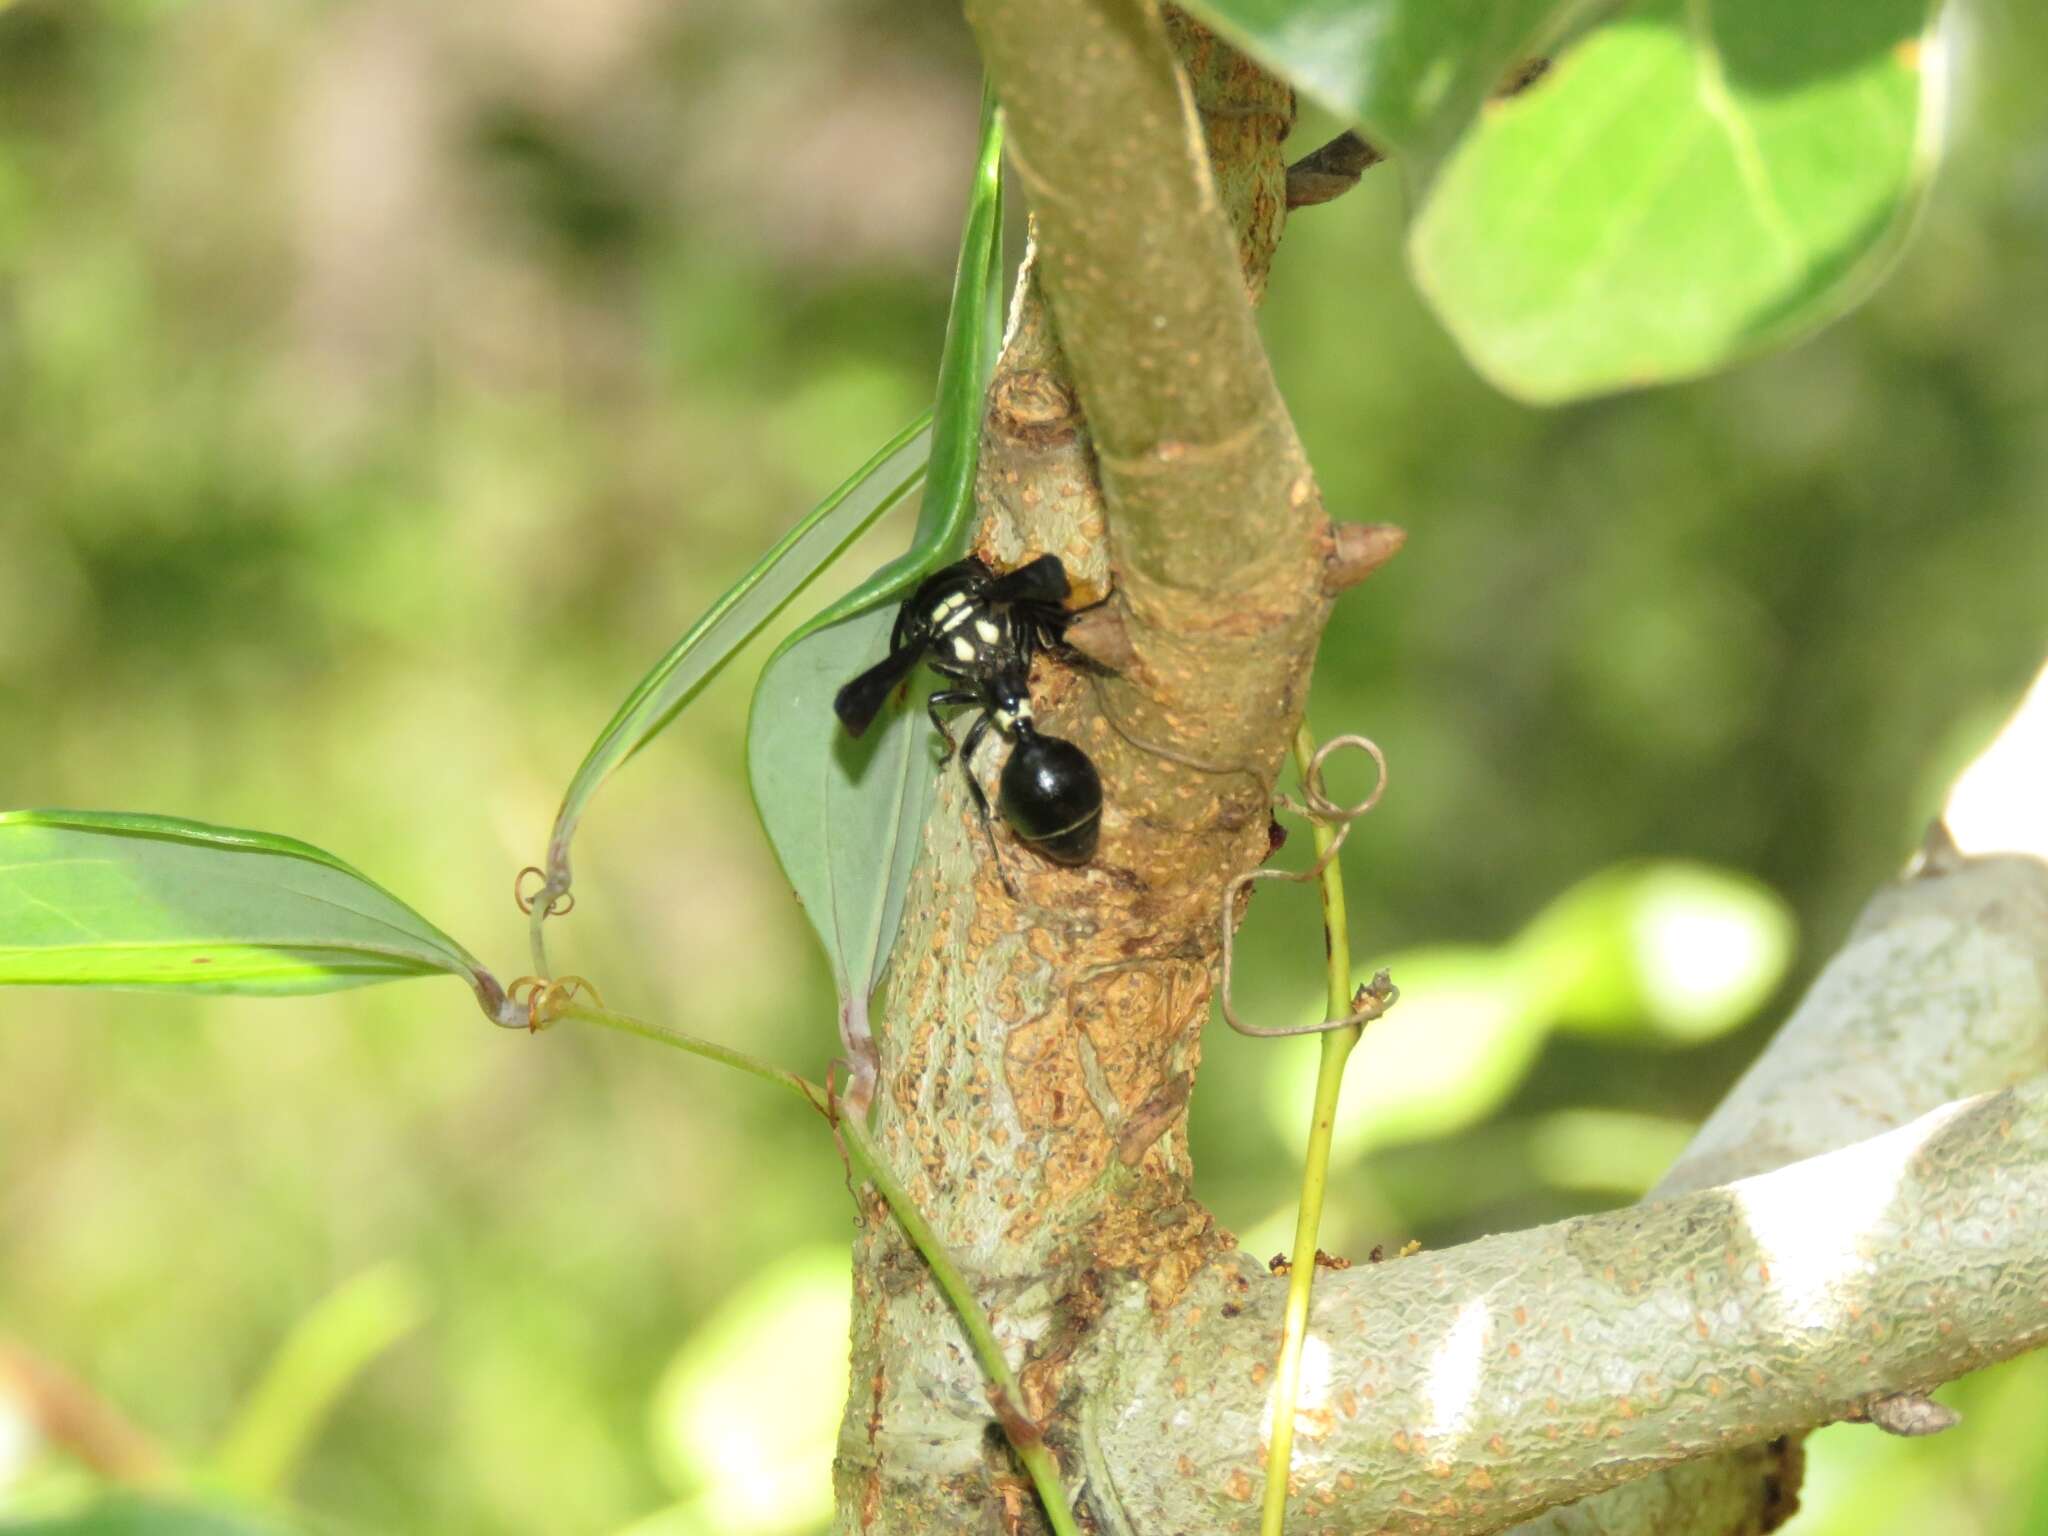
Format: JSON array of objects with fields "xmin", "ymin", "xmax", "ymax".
[
  {"xmin": 745, "ymin": 90, "xmax": 1005, "ymax": 1098},
  {"xmin": 780, "ymin": 86, "xmax": 1006, "ymax": 646},
  {"xmin": 1409, "ymin": 0, "xmax": 1944, "ymax": 401},
  {"xmin": 211, "ymin": 1262, "xmax": 430, "ymax": 1499},
  {"xmin": 0, "ymin": 810, "xmax": 507, "ymax": 1017},
  {"xmin": 538, "ymin": 416, "xmax": 932, "ymax": 893},
  {"xmin": 1175, "ymin": 0, "xmax": 1598, "ymax": 163}
]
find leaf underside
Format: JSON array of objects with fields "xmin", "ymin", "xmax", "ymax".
[
  {"xmin": 1177, "ymin": 0, "xmax": 1594, "ymax": 163},
  {"xmin": 744, "ymin": 89, "xmax": 1006, "ymax": 1053},
  {"xmin": 0, "ymin": 810, "xmax": 487, "ymax": 1000}
]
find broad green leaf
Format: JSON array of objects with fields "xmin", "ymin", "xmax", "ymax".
[
  {"xmin": 748, "ymin": 607, "xmax": 939, "ymax": 1095},
  {"xmin": 0, "ymin": 1502, "xmax": 299, "ymax": 1535},
  {"xmin": 746, "ymin": 90, "xmax": 1005, "ymax": 1093},
  {"xmin": 1175, "ymin": 0, "xmax": 1598, "ymax": 162},
  {"xmin": 1410, "ymin": 0, "xmax": 1944, "ymax": 401},
  {"xmin": 537, "ymin": 416, "xmax": 931, "ymax": 896},
  {"xmin": 0, "ymin": 811, "xmax": 508, "ymax": 1018}
]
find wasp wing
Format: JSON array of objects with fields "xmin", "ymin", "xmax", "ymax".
[
  {"xmin": 833, "ymin": 643, "xmax": 926, "ymax": 737},
  {"xmin": 984, "ymin": 554, "xmax": 1069, "ymax": 607}
]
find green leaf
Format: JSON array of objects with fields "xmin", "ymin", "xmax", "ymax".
[
  {"xmin": 210, "ymin": 1263, "xmax": 430, "ymax": 1499},
  {"xmin": 745, "ymin": 89, "xmax": 1005, "ymax": 1099},
  {"xmin": 1514, "ymin": 861, "xmax": 1794, "ymax": 1042},
  {"xmin": 1264, "ymin": 946, "xmax": 1553, "ymax": 1160},
  {"xmin": 779, "ymin": 87, "xmax": 1005, "ymax": 646},
  {"xmin": 0, "ymin": 811, "xmax": 507, "ymax": 1017},
  {"xmin": 0, "ymin": 1501, "xmax": 300, "ymax": 1536},
  {"xmin": 538, "ymin": 415, "xmax": 931, "ymax": 894},
  {"xmin": 1410, "ymin": 0, "xmax": 1944, "ymax": 401},
  {"xmin": 747, "ymin": 610, "xmax": 940, "ymax": 1102},
  {"xmin": 1175, "ymin": 0, "xmax": 1596, "ymax": 162}
]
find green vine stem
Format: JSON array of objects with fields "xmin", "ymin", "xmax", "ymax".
[
  {"xmin": 554, "ymin": 997, "xmax": 1083, "ymax": 1536},
  {"xmin": 1260, "ymin": 719, "xmax": 1363, "ymax": 1536},
  {"xmin": 835, "ymin": 1111, "xmax": 1084, "ymax": 1536},
  {"xmin": 561, "ymin": 999, "xmax": 824, "ymax": 1109}
]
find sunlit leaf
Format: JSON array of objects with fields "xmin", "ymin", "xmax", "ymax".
[
  {"xmin": 0, "ymin": 811, "xmax": 505, "ymax": 1017},
  {"xmin": 1410, "ymin": 0, "xmax": 1945, "ymax": 401},
  {"xmin": 1526, "ymin": 1107, "xmax": 1697, "ymax": 1193},
  {"xmin": 1175, "ymin": 0, "xmax": 1597, "ymax": 162},
  {"xmin": 648, "ymin": 1245, "xmax": 850, "ymax": 1536},
  {"xmin": 777, "ymin": 92, "xmax": 1006, "ymax": 647},
  {"xmin": 1515, "ymin": 861, "xmax": 1794, "ymax": 1042},
  {"xmin": 745, "ymin": 89, "xmax": 1005, "ymax": 1081},
  {"xmin": 538, "ymin": 416, "xmax": 931, "ymax": 896},
  {"xmin": 1264, "ymin": 947, "xmax": 1551, "ymax": 1160}
]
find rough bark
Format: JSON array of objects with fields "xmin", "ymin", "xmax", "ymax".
[
  {"xmin": 834, "ymin": 5, "xmax": 1329, "ymax": 1529},
  {"xmin": 827, "ymin": 0, "xmax": 2048, "ymax": 1529}
]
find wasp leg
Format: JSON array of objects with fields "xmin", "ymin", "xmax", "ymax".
[
  {"xmin": 958, "ymin": 709, "xmax": 1017, "ymax": 898},
  {"xmin": 926, "ymin": 688, "xmax": 980, "ymax": 760}
]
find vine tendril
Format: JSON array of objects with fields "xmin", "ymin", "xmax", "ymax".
[{"xmin": 1218, "ymin": 733, "xmax": 1398, "ymax": 1038}]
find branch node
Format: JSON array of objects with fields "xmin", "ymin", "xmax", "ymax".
[
  {"xmin": 1323, "ymin": 521, "xmax": 1406, "ymax": 595},
  {"xmin": 988, "ymin": 1382, "xmax": 1047, "ymax": 1448},
  {"xmin": 1858, "ymin": 1391, "xmax": 1962, "ymax": 1437},
  {"xmin": 1906, "ymin": 817, "xmax": 1968, "ymax": 880}
]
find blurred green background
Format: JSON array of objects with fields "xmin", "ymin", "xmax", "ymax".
[{"xmin": 2, "ymin": 0, "xmax": 2046, "ymax": 1532}]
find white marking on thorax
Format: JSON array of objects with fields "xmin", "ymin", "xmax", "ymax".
[
  {"xmin": 950, "ymin": 636, "xmax": 978, "ymax": 662},
  {"xmin": 974, "ymin": 618, "xmax": 1002, "ymax": 645}
]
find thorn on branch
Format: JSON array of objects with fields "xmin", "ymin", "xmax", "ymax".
[
  {"xmin": 1854, "ymin": 1391, "xmax": 1962, "ymax": 1437},
  {"xmin": 1323, "ymin": 522, "xmax": 1406, "ymax": 595},
  {"xmin": 1285, "ymin": 130, "xmax": 1385, "ymax": 209},
  {"xmin": 1906, "ymin": 817, "xmax": 1968, "ymax": 880}
]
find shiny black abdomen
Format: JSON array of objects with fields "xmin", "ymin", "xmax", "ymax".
[{"xmin": 998, "ymin": 733, "xmax": 1102, "ymax": 864}]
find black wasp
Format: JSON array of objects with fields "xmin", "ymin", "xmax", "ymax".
[{"xmin": 833, "ymin": 554, "xmax": 1103, "ymax": 880}]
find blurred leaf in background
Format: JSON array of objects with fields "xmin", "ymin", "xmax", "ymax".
[{"xmin": 634, "ymin": 1246, "xmax": 852, "ymax": 1536}]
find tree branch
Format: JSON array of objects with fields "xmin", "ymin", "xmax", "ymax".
[
  {"xmin": 964, "ymin": 0, "xmax": 1313, "ymax": 588},
  {"xmin": 964, "ymin": 0, "xmax": 1329, "ymax": 786},
  {"xmin": 1088, "ymin": 1073, "xmax": 2048, "ymax": 1534},
  {"xmin": 1078, "ymin": 853, "xmax": 2048, "ymax": 1533},
  {"xmin": 1498, "ymin": 848, "xmax": 2048, "ymax": 1533}
]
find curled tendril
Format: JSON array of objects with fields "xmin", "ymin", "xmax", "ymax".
[
  {"xmin": 513, "ymin": 866, "xmax": 575, "ymax": 919},
  {"xmin": 1219, "ymin": 733, "xmax": 1400, "ymax": 1039},
  {"xmin": 505, "ymin": 973, "xmax": 603, "ymax": 1032}
]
